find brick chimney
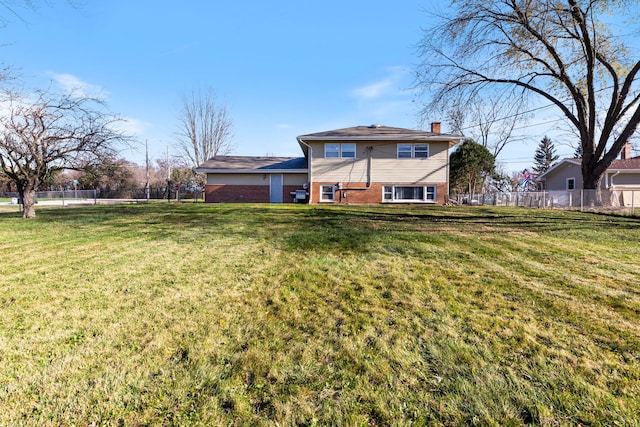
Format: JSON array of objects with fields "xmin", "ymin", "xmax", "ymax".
[
  {"xmin": 621, "ymin": 143, "xmax": 632, "ymax": 160},
  {"xmin": 431, "ymin": 122, "xmax": 441, "ymax": 134}
]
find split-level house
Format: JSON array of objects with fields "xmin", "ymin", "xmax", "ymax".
[{"xmin": 196, "ymin": 123, "xmax": 462, "ymax": 204}]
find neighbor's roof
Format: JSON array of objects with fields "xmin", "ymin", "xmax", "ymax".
[
  {"xmin": 297, "ymin": 125, "xmax": 462, "ymax": 141},
  {"xmin": 536, "ymin": 156, "xmax": 640, "ymax": 181},
  {"xmin": 196, "ymin": 156, "xmax": 308, "ymax": 173},
  {"xmin": 609, "ymin": 156, "xmax": 640, "ymax": 170}
]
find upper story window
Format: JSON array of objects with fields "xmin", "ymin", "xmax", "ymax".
[
  {"xmin": 325, "ymin": 143, "xmax": 356, "ymax": 159},
  {"xmin": 325, "ymin": 143, "xmax": 340, "ymax": 158},
  {"xmin": 397, "ymin": 143, "xmax": 429, "ymax": 158},
  {"xmin": 414, "ymin": 144, "xmax": 429, "ymax": 158},
  {"xmin": 397, "ymin": 144, "xmax": 413, "ymax": 158}
]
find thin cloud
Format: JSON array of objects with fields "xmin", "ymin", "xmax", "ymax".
[
  {"xmin": 350, "ymin": 66, "xmax": 411, "ymax": 101},
  {"xmin": 351, "ymin": 79, "xmax": 393, "ymax": 100},
  {"xmin": 48, "ymin": 72, "xmax": 108, "ymax": 100},
  {"xmin": 116, "ymin": 116, "xmax": 150, "ymax": 136}
]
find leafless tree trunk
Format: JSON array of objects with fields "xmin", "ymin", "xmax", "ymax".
[
  {"xmin": 175, "ymin": 88, "xmax": 234, "ymax": 168},
  {"xmin": 0, "ymin": 88, "xmax": 129, "ymax": 218},
  {"xmin": 416, "ymin": 0, "xmax": 640, "ymax": 189}
]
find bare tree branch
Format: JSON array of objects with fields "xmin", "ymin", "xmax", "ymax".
[
  {"xmin": 416, "ymin": 0, "xmax": 640, "ymax": 189},
  {"xmin": 175, "ymin": 88, "xmax": 234, "ymax": 169},
  {"xmin": 0, "ymin": 87, "xmax": 131, "ymax": 218}
]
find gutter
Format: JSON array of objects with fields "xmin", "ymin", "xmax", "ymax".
[{"xmin": 296, "ymin": 137, "xmax": 313, "ymax": 203}]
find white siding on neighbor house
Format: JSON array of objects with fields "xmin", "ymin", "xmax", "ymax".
[
  {"xmin": 544, "ymin": 163, "xmax": 583, "ymax": 190},
  {"xmin": 309, "ymin": 141, "xmax": 451, "ymax": 183},
  {"xmin": 608, "ymin": 171, "xmax": 640, "ymax": 188}
]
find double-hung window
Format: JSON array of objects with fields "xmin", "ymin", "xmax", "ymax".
[
  {"xmin": 325, "ymin": 143, "xmax": 356, "ymax": 158},
  {"xmin": 320, "ymin": 185, "xmax": 335, "ymax": 202},
  {"xmin": 397, "ymin": 143, "xmax": 429, "ymax": 158}
]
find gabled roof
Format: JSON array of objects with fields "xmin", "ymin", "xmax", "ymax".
[
  {"xmin": 297, "ymin": 125, "xmax": 461, "ymax": 141},
  {"xmin": 296, "ymin": 125, "xmax": 462, "ymax": 157},
  {"xmin": 535, "ymin": 158, "xmax": 581, "ymax": 181},
  {"xmin": 196, "ymin": 156, "xmax": 307, "ymax": 173}
]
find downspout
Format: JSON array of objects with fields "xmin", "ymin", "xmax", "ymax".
[
  {"xmin": 609, "ymin": 171, "xmax": 620, "ymax": 189},
  {"xmin": 297, "ymin": 137, "xmax": 313, "ymax": 203},
  {"xmin": 609, "ymin": 171, "xmax": 621, "ymax": 207},
  {"xmin": 340, "ymin": 146, "xmax": 373, "ymax": 190}
]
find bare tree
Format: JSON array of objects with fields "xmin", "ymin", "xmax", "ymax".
[
  {"xmin": 417, "ymin": 0, "xmax": 640, "ymax": 189},
  {"xmin": 439, "ymin": 94, "xmax": 526, "ymax": 157},
  {"xmin": 175, "ymin": 88, "xmax": 234, "ymax": 168},
  {"xmin": 0, "ymin": 88, "xmax": 129, "ymax": 218}
]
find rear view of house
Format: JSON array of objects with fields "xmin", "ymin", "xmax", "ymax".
[{"xmin": 196, "ymin": 124, "xmax": 462, "ymax": 204}]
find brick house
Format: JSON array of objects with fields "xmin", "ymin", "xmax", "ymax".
[{"xmin": 196, "ymin": 124, "xmax": 462, "ymax": 204}]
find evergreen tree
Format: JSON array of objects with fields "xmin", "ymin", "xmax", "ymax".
[
  {"xmin": 533, "ymin": 136, "xmax": 559, "ymax": 174},
  {"xmin": 573, "ymin": 144, "xmax": 583, "ymax": 159},
  {"xmin": 449, "ymin": 139, "xmax": 495, "ymax": 196}
]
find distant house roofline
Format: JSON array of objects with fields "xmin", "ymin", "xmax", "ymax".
[{"xmin": 536, "ymin": 156, "xmax": 640, "ymax": 181}]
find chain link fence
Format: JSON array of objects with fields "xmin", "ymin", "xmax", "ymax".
[
  {"xmin": 452, "ymin": 189, "xmax": 639, "ymax": 214},
  {"xmin": 1, "ymin": 186, "xmax": 203, "ymax": 207}
]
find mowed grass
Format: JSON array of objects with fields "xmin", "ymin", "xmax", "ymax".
[{"xmin": 0, "ymin": 204, "xmax": 639, "ymax": 426}]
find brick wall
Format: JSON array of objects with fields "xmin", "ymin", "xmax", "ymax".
[
  {"xmin": 311, "ymin": 182, "xmax": 449, "ymax": 205},
  {"xmin": 204, "ymin": 185, "xmax": 269, "ymax": 203},
  {"xmin": 204, "ymin": 184, "xmax": 306, "ymax": 203},
  {"xmin": 205, "ymin": 182, "xmax": 449, "ymax": 204}
]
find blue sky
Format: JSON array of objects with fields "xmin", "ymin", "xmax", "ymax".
[{"xmin": 1, "ymin": 1, "xmax": 573, "ymax": 172}]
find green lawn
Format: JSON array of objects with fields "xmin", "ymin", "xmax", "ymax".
[{"xmin": 1, "ymin": 204, "xmax": 639, "ymax": 425}]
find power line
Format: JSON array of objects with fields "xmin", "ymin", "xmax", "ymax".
[{"xmin": 456, "ymin": 79, "xmax": 640, "ymax": 134}]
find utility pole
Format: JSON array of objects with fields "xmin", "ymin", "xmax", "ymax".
[
  {"xmin": 166, "ymin": 146, "xmax": 171, "ymax": 203},
  {"xmin": 145, "ymin": 139, "xmax": 150, "ymax": 202}
]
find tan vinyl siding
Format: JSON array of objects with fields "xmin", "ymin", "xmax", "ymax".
[
  {"xmin": 283, "ymin": 173, "xmax": 308, "ymax": 185},
  {"xmin": 206, "ymin": 173, "xmax": 307, "ymax": 186},
  {"xmin": 309, "ymin": 141, "xmax": 451, "ymax": 183},
  {"xmin": 206, "ymin": 174, "xmax": 268, "ymax": 185}
]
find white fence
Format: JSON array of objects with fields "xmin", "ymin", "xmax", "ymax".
[{"xmin": 453, "ymin": 190, "xmax": 639, "ymax": 214}]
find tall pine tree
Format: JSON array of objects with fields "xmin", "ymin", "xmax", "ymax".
[{"xmin": 533, "ymin": 136, "xmax": 559, "ymax": 174}]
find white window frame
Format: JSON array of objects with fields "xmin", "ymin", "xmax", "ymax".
[
  {"xmin": 397, "ymin": 143, "xmax": 430, "ymax": 159},
  {"xmin": 325, "ymin": 143, "xmax": 340, "ymax": 158},
  {"xmin": 382, "ymin": 185, "xmax": 437, "ymax": 203},
  {"xmin": 567, "ymin": 177, "xmax": 576, "ymax": 190},
  {"xmin": 397, "ymin": 144, "xmax": 413, "ymax": 158},
  {"xmin": 341, "ymin": 143, "xmax": 356, "ymax": 158},
  {"xmin": 414, "ymin": 143, "xmax": 429, "ymax": 158},
  {"xmin": 324, "ymin": 143, "xmax": 356, "ymax": 159},
  {"xmin": 320, "ymin": 185, "xmax": 335, "ymax": 202}
]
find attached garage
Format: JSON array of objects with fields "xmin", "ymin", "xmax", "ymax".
[{"xmin": 196, "ymin": 156, "xmax": 309, "ymax": 203}]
